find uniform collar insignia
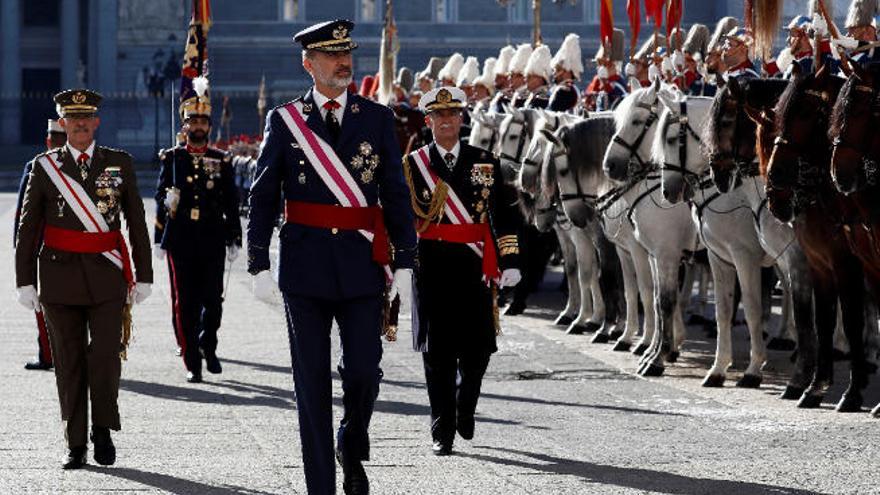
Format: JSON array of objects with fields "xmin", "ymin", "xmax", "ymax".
[{"xmin": 351, "ymin": 103, "xmax": 360, "ymax": 114}]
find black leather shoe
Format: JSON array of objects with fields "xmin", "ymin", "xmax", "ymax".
[
  {"xmin": 203, "ymin": 351, "xmax": 222, "ymax": 374},
  {"xmin": 62, "ymin": 446, "xmax": 87, "ymax": 469},
  {"xmin": 432, "ymin": 441, "xmax": 453, "ymax": 456},
  {"xmin": 24, "ymin": 359, "xmax": 52, "ymax": 370},
  {"xmin": 91, "ymin": 426, "xmax": 116, "ymax": 466},
  {"xmin": 336, "ymin": 450, "xmax": 369, "ymax": 494},
  {"xmin": 186, "ymin": 371, "xmax": 203, "ymax": 383},
  {"xmin": 456, "ymin": 415, "xmax": 475, "ymax": 440}
]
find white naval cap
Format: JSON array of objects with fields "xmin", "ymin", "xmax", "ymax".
[{"xmin": 419, "ymin": 86, "xmax": 467, "ymax": 114}]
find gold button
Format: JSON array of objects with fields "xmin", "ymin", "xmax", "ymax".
[
  {"xmin": 194, "ymin": 195, "xmax": 199, "ymax": 200},
  {"xmin": 331, "ymin": 228, "xmax": 339, "ymax": 234},
  {"xmin": 194, "ymin": 174, "xmax": 200, "ymax": 179}
]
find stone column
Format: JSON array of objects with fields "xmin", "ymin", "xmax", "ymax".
[{"xmin": 1, "ymin": 0, "xmax": 22, "ymax": 144}]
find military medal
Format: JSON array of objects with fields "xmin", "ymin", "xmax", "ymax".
[
  {"xmin": 56, "ymin": 195, "xmax": 65, "ymax": 218},
  {"xmin": 190, "ymin": 208, "xmax": 200, "ymax": 220},
  {"xmin": 361, "ymin": 169, "xmax": 374, "ymax": 183},
  {"xmin": 97, "ymin": 201, "xmax": 109, "ymax": 214},
  {"xmin": 298, "ymin": 172, "xmax": 307, "ymax": 184},
  {"xmin": 206, "ymin": 180, "xmax": 215, "ymax": 190},
  {"xmin": 351, "ymin": 103, "xmax": 360, "ymax": 114},
  {"xmin": 302, "ymin": 103, "xmax": 313, "ymax": 113}
]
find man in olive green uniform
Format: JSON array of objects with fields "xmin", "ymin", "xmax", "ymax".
[{"xmin": 15, "ymin": 89, "xmax": 154, "ymax": 469}]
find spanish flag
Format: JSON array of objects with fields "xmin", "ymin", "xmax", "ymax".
[{"xmin": 600, "ymin": 0, "xmax": 614, "ymax": 48}]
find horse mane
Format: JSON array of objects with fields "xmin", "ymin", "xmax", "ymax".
[
  {"xmin": 829, "ymin": 75, "xmax": 858, "ymax": 143},
  {"xmin": 773, "ymin": 74, "xmax": 806, "ymax": 137},
  {"xmin": 540, "ymin": 114, "xmax": 616, "ymax": 203},
  {"xmin": 613, "ymin": 86, "xmax": 654, "ymax": 130},
  {"xmin": 703, "ymin": 78, "xmax": 789, "ymax": 159},
  {"xmin": 652, "ymin": 95, "xmax": 713, "ymax": 166}
]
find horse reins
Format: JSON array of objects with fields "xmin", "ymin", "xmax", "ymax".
[{"xmin": 610, "ymin": 99, "xmax": 661, "ymax": 178}]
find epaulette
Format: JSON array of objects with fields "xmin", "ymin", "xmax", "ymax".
[{"xmin": 99, "ymin": 146, "xmax": 132, "ymax": 158}]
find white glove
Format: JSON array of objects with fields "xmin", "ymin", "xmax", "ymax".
[
  {"xmin": 16, "ymin": 285, "xmax": 39, "ymax": 312},
  {"xmin": 672, "ymin": 50, "xmax": 685, "ymax": 70},
  {"xmin": 597, "ymin": 65, "xmax": 609, "ymax": 79},
  {"xmin": 164, "ymin": 187, "xmax": 181, "ymax": 212},
  {"xmin": 661, "ymin": 57, "xmax": 674, "ymax": 73},
  {"xmin": 227, "ymin": 245, "xmax": 239, "ymax": 262},
  {"xmin": 812, "ymin": 13, "xmax": 828, "ymax": 38},
  {"xmin": 776, "ymin": 47, "xmax": 794, "ymax": 73},
  {"xmin": 648, "ymin": 64, "xmax": 661, "ymax": 82},
  {"xmin": 499, "ymin": 268, "xmax": 522, "ymax": 288},
  {"xmin": 831, "ymin": 36, "xmax": 860, "ymax": 51},
  {"xmin": 625, "ymin": 62, "xmax": 636, "ymax": 77},
  {"xmin": 252, "ymin": 270, "xmax": 277, "ymax": 304},
  {"xmin": 133, "ymin": 283, "xmax": 151, "ymax": 304},
  {"xmin": 388, "ymin": 268, "xmax": 413, "ymax": 307},
  {"xmin": 153, "ymin": 244, "xmax": 166, "ymax": 260}
]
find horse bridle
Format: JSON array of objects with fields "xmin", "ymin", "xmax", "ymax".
[
  {"xmin": 498, "ymin": 116, "xmax": 529, "ymax": 166},
  {"xmin": 709, "ymin": 95, "xmax": 761, "ymax": 180},
  {"xmin": 831, "ymin": 81, "xmax": 880, "ymax": 187},
  {"xmin": 610, "ymin": 99, "xmax": 660, "ymax": 178},
  {"xmin": 660, "ymin": 100, "xmax": 704, "ymax": 190},
  {"xmin": 542, "ymin": 138, "xmax": 599, "ymax": 212}
]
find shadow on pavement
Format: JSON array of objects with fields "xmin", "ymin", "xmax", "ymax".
[
  {"xmin": 120, "ymin": 379, "xmax": 293, "ymax": 409},
  {"xmin": 222, "ymin": 358, "xmax": 292, "ymax": 375},
  {"xmin": 93, "ymin": 466, "xmax": 282, "ymax": 494},
  {"xmin": 459, "ymin": 446, "xmax": 828, "ymax": 495}
]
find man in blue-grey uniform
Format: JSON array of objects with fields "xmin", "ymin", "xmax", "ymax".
[{"xmin": 247, "ymin": 19, "xmax": 417, "ymax": 495}]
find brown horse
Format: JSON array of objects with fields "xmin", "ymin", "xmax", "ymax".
[
  {"xmin": 765, "ymin": 65, "xmax": 871, "ymax": 412},
  {"xmin": 703, "ymin": 77, "xmax": 822, "ymax": 402}
]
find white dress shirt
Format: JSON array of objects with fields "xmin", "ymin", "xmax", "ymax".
[
  {"xmin": 435, "ymin": 141, "xmax": 460, "ymax": 167},
  {"xmin": 312, "ymin": 88, "xmax": 348, "ymax": 126},
  {"xmin": 67, "ymin": 141, "xmax": 96, "ymax": 166}
]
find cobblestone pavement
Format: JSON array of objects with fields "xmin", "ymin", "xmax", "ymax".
[{"xmin": 0, "ymin": 194, "xmax": 878, "ymax": 494}]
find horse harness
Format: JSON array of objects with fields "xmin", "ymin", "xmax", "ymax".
[{"xmin": 831, "ymin": 81, "xmax": 880, "ymax": 187}]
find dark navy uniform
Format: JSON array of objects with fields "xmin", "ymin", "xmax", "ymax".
[
  {"xmin": 248, "ymin": 86, "xmax": 417, "ymax": 492},
  {"xmin": 404, "ymin": 140, "xmax": 520, "ymax": 451},
  {"xmin": 15, "ymin": 159, "xmax": 53, "ymax": 368},
  {"xmin": 155, "ymin": 145, "xmax": 241, "ymax": 376}
]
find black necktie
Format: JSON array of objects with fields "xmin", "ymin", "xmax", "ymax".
[
  {"xmin": 323, "ymin": 100, "xmax": 341, "ymax": 145},
  {"xmin": 444, "ymin": 152, "xmax": 455, "ymax": 170}
]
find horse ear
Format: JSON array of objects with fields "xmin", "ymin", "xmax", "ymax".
[
  {"xmin": 651, "ymin": 76, "xmax": 662, "ymax": 93},
  {"xmin": 628, "ymin": 76, "xmax": 641, "ymax": 91},
  {"xmin": 540, "ymin": 128, "xmax": 560, "ymax": 146},
  {"xmin": 657, "ymin": 90, "xmax": 678, "ymax": 112}
]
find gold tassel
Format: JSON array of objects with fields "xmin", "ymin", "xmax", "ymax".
[
  {"xmin": 120, "ymin": 302, "xmax": 133, "ymax": 361},
  {"xmin": 402, "ymin": 154, "xmax": 449, "ymax": 232}
]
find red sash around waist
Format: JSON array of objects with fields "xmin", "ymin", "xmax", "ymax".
[
  {"xmin": 419, "ymin": 223, "xmax": 500, "ymax": 281},
  {"xmin": 42, "ymin": 225, "xmax": 134, "ymax": 287},
  {"xmin": 284, "ymin": 200, "xmax": 390, "ymax": 265}
]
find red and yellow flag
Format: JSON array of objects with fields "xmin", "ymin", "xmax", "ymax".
[
  {"xmin": 600, "ymin": 0, "xmax": 614, "ymax": 48},
  {"xmin": 645, "ymin": 0, "xmax": 664, "ymax": 29},
  {"xmin": 665, "ymin": 0, "xmax": 682, "ymax": 41}
]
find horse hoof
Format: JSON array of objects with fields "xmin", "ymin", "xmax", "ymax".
[
  {"xmin": 609, "ymin": 328, "xmax": 624, "ymax": 340},
  {"xmin": 666, "ymin": 351, "xmax": 680, "ymax": 363},
  {"xmin": 612, "ymin": 340, "xmax": 631, "ymax": 352},
  {"xmin": 632, "ymin": 343, "xmax": 649, "ymax": 356},
  {"xmin": 736, "ymin": 374, "xmax": 762, "ymax": 389},
  {"xmin": 554, "ymin": 314, "xmax": 574, "ymax": 326},
  {"xmin": 702, "ymin": 374, "xmax": 725, "ymax": 388},
  {"xmin": 565, "ymin": 323, "xmax": 587, "ymax": 335},
  {"xmin": 780, "ymin": 385, "xmax": 805, "ymax": 400},
  {"xmin": 639, "ymin": 362, "xmax": 665, "ymax": 377},
  {"xmin": 797, "ymin": 393, "xmax": 824, "ymax": 409},
  {"xmin": 591, "ymin": 332, "xmax": 610, "ymax": 344},
  {"xmin": 836, "ymin": 394, "xmax": 864, "ymax": 413},
  {"xmin": 871, "ymin": 404, "xmax": 880, "ymax": 418},
  {"xmin": 584, "ymin": 322, "xmax": 602, "ymax": 333},
  {"xmin": 766, "ymin": 337, "xmax": 797, "ymax": 352}
]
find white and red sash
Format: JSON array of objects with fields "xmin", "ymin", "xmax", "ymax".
[
  {"xmin": 37, "ymin": 153, "xmax": 124, "ymax": 271},
  {"xmin": 276, "ymin": 101, "xmax": 393, "ymax": 279},
  {"xmin": 410, "ymin": 145, "xmax": 483, "ymax": 258}
]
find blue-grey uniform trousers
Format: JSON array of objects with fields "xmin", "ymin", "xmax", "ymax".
[{"xmin": 282, "ymin": 293, "xmax": 384, "ymax": 494}]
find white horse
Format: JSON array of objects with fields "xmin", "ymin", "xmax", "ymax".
[
  {"xmin": 654, "ymin": 88, "xmax": 824, "ymax": 391},
  {"xmin": 601, "ymin": 83, "xmax": 700, "ymax": 377},
  {"xmin": 468, "ymin": 106, "xmax": 505, "ymax": 154}
]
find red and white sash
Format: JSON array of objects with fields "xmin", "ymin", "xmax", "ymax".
[
  {"xmin": 37, "ymin": 153, "xmax": 124, "ymax": 271},
  {"xmin": 410, "ymin": 145, "xmax": 483, "ymax": 258},
  {"xmin": 276, "ymin": 101, "xmax": 393, "ymax": 279}
]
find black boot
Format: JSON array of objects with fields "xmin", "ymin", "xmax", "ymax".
[
  {"xmin": 203, "ymin": 350, "xmax": 222, "ymax": 374},
  {"xmin": 62, "ymin": 446, "xmax": 87, "ymax": 469},
  {"xmin": 24, "ymin": 358, "xmax": 52, "ymax": 370},
  {"xmin": 91, "ymin": 426, "xmax": 116, "ymax": 466},
  {"xmin": 336, "ymin": 450, "xmax": 369, "ymax": 494}
]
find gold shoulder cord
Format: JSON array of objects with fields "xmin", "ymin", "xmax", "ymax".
[{"xmin": 403, "ymin": 154, "xmax": 449, "ymax": 233}]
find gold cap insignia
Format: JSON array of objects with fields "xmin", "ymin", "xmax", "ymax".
[
  {"xmin": 72, "ymin": 92, "xmax": 86, "ymax": 104},
  {"xmin": 333, "ymin": 26, "xmax": 348, "ymax": 40},
  {"xmin": 436, "ymin": 89, "xmax": 452, "ymax": 104}
]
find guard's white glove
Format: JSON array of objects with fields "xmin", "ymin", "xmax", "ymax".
[
  {"xmin": 252, "ymin": 270, "xmax": 277, "ymax": 304},
  {"xmin": 812, "ymin": 13, "xmax": 828, "ymax": 38},
  {"xmin": 388, "ymin": 268, "xmax": 413, "ymax": 308},
  {"xmin": 661, "ymin": 57, "xmax": 674, "ymax": 74},
  {"xmin": 672, "ymin": 50, "xmax": 686, "ymax": 70},
  {"xmin": 625, "ymin": 62, "xmax": 637, "ymax": 77},
  {"xmin": 153, "ymin": 244, "xmax": 166, "ymax": 260},
  {"xmin": 226, "ymin": 245, "xmax": 239, "ymax": 262},
  {"xmin": 16, "ymin": 285, "xmax": 39, "ymax": 312},
  {"xmin": 776, "ymin": 47, "xmax": 794, "ymax": 73},
  {"xmin": 648, "ymin": 64, "xmax": 661, "ymax": 82},
  {"xmin": 499, "ymin": 268, "xmax": 522, "ymax": 288},
  {"xmin": 164, "ymin": 187, "xmax": 181, "ymax": 212},
  {"xmin": 597, "ymin": 65, "xmax": 609, "ymax": 79},
  {"xmin": 133, "ymin": 283, "xmax": 151, "ymax": 304}
]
